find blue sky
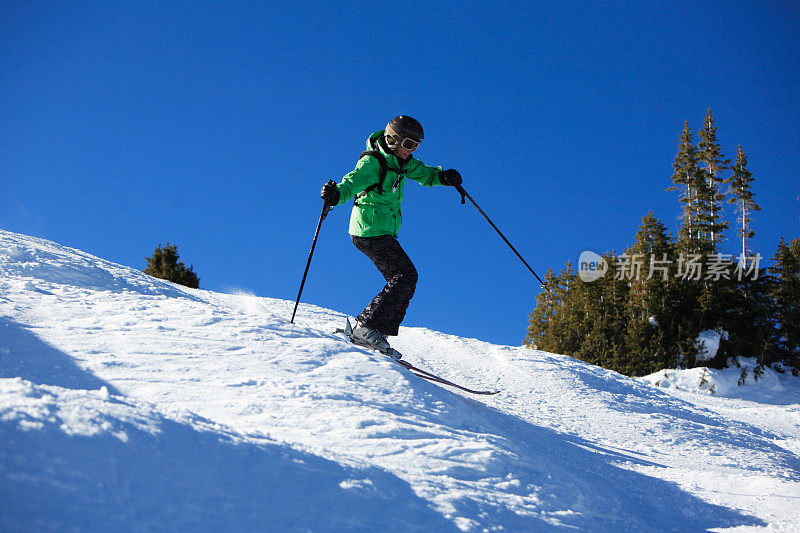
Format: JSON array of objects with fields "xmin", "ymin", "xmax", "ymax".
[{"xmin": 3, "ymin": 1, "xmax": 799, "ymax": 346}]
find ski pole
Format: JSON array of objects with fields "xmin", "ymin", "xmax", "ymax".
[
  {"xmin": 454, "ymin": 184, "xmax": 549, "ymax": 290},
  {"xmin": 290, "ymin": 201, "xmax": 332, "ymax": 323}
]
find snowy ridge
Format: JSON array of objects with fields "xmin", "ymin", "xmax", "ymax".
[{"xmin": 1, "ymin": 229, "xmax": 799, "ymax": 532}]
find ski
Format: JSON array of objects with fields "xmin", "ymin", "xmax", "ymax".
[
  {"xmin": 335, "ymin": 319, "xmax": 500, "ymax": 396},
  {"xmin": 393, "ymin": 358, "xmax": 500, "ymax": 395}
]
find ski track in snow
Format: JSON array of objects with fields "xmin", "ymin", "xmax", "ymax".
[{"xmin": 1, "ymin": 229, "xmax": 799, "ymax": 532}]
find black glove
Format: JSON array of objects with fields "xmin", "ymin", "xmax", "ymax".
[
  {"xmin": 439, "ymin": 169, "xmax": 462, "ymax": 186},
  {"xmin": 320, "ymin": 180, "xmax": 340, "ymax": 205}
]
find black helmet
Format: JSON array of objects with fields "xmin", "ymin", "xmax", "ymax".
[{"xmin": 386, "ymin": 115, "xmax": 424, "ymax": 142}]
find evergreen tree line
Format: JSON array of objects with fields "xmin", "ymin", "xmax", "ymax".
[{"xmin": 525, "ymin": 110, "xmax": 800, "ymax": 377}]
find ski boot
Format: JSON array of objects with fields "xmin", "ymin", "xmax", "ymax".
[{"xmin": 343, "ymin": 319, "xmax": 402, "ymax": 359}]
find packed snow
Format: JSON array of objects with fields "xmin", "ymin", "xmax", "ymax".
[
  {"xmin": 1, "ymin": 229, "xmax": 799, "ymax": 532},
  {"xmin": 694, "ymin": 329, "xmax": 729, "ymax": 363}
]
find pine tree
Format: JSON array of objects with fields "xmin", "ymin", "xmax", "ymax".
[
  {"xmin": 697, "ymin": 110, "xmax": 730, "ymax": 251},
  {"xmin": 710, "ymin": 144, "xmax": 771, "ymax": 367},
  {"xmin": 684, "ymin": 109, "xmax": 731, "ymax": 367},
  {"xmin": 525, "ymin": 263, "xmax": 588, "ymax": 355},
  {"xmin": 587, "ymin": 254, "xmax": 632, "ymax": 373},
  {"xmin": 770, "ymin": 238, "xmax": 800, "ymax": 371},
  {"xmin": 144, "ymin": 243, "xmax": 200, "ymax": 289},
  {"xmin": 666, "ymin": 122, "xmax": 716, "ymax": 367},
  {"xmin": 525, "ymin": 269, "xmax": 558, "ymax": 350},
  {"xmin": 726, "ymin": 144, "xmax": 760, "ymax": 258},
  {"xmin": 668, "ymin": 121, "xmax": 711, "ymax": 254},
  {"xmin": 525, "ymin": 268, "xmax": 568, "ymax": 351},
  {"xmin": 625, "ymin": 212, "xmax": 674, "ymax": 317},
  {"xmin": 622, "ymin": 213, "xmax": 683, "ymax": 375}
]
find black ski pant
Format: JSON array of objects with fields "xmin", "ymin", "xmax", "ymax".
[{"xmin": 351, "ymin": 235, "xmax": 418, "ymax": 336}]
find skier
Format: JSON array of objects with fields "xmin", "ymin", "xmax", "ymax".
[{"xmin": 320, "ymin": 115, "xmax": 462, "ymax": 355}]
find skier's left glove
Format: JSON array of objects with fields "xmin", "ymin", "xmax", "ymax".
[{"xmin": 439, "ymin": 169, "xmax": 462, "ymax": 186}]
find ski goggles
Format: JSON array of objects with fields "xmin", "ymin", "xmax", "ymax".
[{"xmin": 385, "ymin": 128, "xmax": 421, "ymax": 151}]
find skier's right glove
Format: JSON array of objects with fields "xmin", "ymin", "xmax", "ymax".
[{"xmin": 320, "ymin": 180, "xmax": 340, "ymax": 205}]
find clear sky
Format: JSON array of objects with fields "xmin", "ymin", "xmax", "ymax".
[{"xmin": 3, "ymin": 1, "xmax": 799, "ymax": 346}]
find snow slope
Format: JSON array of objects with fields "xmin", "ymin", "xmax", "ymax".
[{"xmin": 1, "ymin": 229, "xmax": 799, "ymax": 532}]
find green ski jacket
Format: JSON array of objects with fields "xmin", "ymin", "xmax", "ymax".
[{"xmin": 334, "ymin": 131, "xmax": 444, "ymax": 238}]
